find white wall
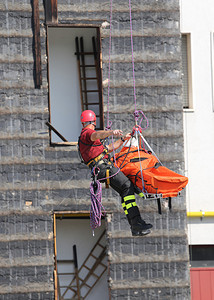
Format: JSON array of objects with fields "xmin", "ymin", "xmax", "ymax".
[
  {"xmin": 48, "ymin": 27, "xmax": 97, "ymax": 142},
  {"xmin": 56, "ymin": 218, "xmax": 109, "ymax": 300},
  {"xmin": 180, "ymin": 0, "xmax": 214, "ymax": 244}
]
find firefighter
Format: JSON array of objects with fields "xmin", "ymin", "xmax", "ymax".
[{"xmin": 78, "ymin": 110, "xmax": 153, "ymax": 236}]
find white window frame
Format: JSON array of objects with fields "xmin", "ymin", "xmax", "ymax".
[{"xmin": 47, "ymin": 25, "xmax": 104, "ymax": 145}]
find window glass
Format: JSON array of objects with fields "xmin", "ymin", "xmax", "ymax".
[
  {"xmin": 181, "ymin": 34, "xmax": 190, "ymax": 108},
  {"xmin": 189, "ymin": 245, "xmax": 214, "ymax": 267},
  {"xmin": 181, "ymin": 34, "xmax": 193, "ymax": 109}
]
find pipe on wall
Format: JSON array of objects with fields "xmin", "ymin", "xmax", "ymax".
[{"xmin": 187, "ymin": 211, "xmax": 214, "ymax": 217}]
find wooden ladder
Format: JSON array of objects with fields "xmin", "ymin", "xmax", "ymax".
[
  {"xmin": 75, "ymin": 36, "xmax": 103, "ymax": 130},
  {"xmin": 61, "ymin": 230, "xmax": 107, "ymax": 300},
  {"xmin": 57, "ymin": 245, "xmax": 81, "ymax": 300}
]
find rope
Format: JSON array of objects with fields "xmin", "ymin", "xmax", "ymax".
[
  {"xmin": 136, "ymin": 131, "xmax": 146, "ymax": 192},
  {"xmin": 128, "ymin": 0, "xmax": 137, "ymax": 116},
  {"xmin": 106, "ymin": 0, "xmax": 113, "ymax": 130},
  {"xmin": 89, "ymin": 0, "xmax": 159, "ymax": 232},
  {"xmin": 128, "ymin": 0, "xmax": 152, "ymax": 194},
  {"xmin": 134, "ymin": 110, "xmax": 149, "ymax": 130},
  {"xmin": 90, "ymin": 180, "xmax": 106, "ymax": 235},
  {"xmin": 128, "ymin": 0, "xmax": 149, "ymax": 131},
  {"xmin": 104, "ymin": 0, "xmax": 121, "ymax": 183},
  {"xmin": 106, "ymin": 0, "xmax": 149, "ymax": 129}
]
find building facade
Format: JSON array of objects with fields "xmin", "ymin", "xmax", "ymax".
[
  {"xmin": 181, "ymin": 0, "xmax": 214, "ymax": 246},
  {"xmin": 0, "ymin": 0, "xmax": 190, "ymax": 299},
  {"xmin": 181, "ymin": 0, "xmax": 214, "ymax": 298}
]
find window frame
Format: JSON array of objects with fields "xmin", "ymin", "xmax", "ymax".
[
  {"xmin": 189, "ymin": 245, "xmax": 214, "ymax": 268},
  {"xmin": 46, "ymin": 24, "xmax": 104, "ymax": 146},
  {"xmin": 53, "ymin": 212, "xmax": 108, "ymax": 300},
  {"xmin": 181, "ymin": 33, "xmax": 193, "ymax": 110}
]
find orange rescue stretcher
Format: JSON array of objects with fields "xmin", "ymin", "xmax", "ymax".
[{"xmin": 114, "ymin": 146, "xmax": 188, "ymax": 199}]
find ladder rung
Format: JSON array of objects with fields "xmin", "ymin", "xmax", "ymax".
[
  {"xmin": 83, "ymin": 265, "xmax": 90, "ymax": 270},
  {"xmin": 78, "ymin": 277, "xmax": 84, "ymax": 283},
  {"xmin": 83, "ymin": 102, "xmax": 99, "ymax": 105},
  {"xmin": 80, "ymin": 65, "xmax": 95, "ymax": 67},
  {"xmin": 82, "ymin": 282, "xmax": 91, "ymax": 288},
  {"xmin": 82, "ymin": 90, "xmax": 99, "ymax": 93},
  {"xmin": 81, "ymin": 77, "xmax": 97, "ymax": 80},
  {"xmin": 91, "ymin": 254, "xmax": 100, "ymax": 259},
  {"xmin": 60, "ymin": 285, "xmax": 77, "ymax": 288},
  {"xmin": 57, "ymin": 259, "xmax": 75, "ymax": 263},
  {"xmin": 90, "ymin": 254, "xmax": 98, "ymax": 259},
  {"xmin": 75, "ymin": 52, "xmax": 96, "ymax": 55},
  {"xmin": 97, "ymin": 243, "xmax": 105, "ymax": 249},
  {"xmin": 58, "ymin": 272, "xmax": 76, "ymax": 275},
  {"xmin": 91, "ymin": 273, "xmax": 99, "ymax": 279}
]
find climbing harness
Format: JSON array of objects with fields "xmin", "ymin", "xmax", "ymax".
[{"xmin": 86, "ymin": 149, "xmax": 109, "ymax": 168}]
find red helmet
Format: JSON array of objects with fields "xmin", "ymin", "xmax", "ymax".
[{"xmin": 80, "ymin": 110, "xmax": 96, "ymax": 123}]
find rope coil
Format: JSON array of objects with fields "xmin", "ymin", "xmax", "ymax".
[
  {"xmin": 134, "ymin": 110, "xmax": 149, "ymax": 130},
  {"xmin": 90, "ymin": 180, "xmax": 106, "ymax": 234}
]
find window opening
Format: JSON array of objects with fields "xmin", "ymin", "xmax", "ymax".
[
  {"xmin": 47, "ymin": 26, "xmax": 103, "ymax": 144},
  {"xmin": 32, "ymin": 0, "xmax": 42, "ymax": 88},
  {"xmin": 181, "ymin": 34, "xmax": 192, "ymax": 109},
  {"xmin": 53, "ymin": 213, "xmax": 109, "ymax": 300},
  {"xmin": 189, "ymin": 245, "xmax": 214, "ymax": 268}
]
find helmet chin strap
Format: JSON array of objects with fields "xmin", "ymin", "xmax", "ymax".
[
  {"xmin": 83, "ymin": 121, "xmax": 96, "ymax": 128},
  {"xmin": 90, "ymin": 122, "xmax": 96, "ymax": 129}
]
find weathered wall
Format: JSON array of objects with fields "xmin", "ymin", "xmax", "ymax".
[{"xmin": 0, "ymin": 0, "xmax": 190, "ymax": 299}]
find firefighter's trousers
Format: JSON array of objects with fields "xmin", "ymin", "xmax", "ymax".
[{"xmin": 96, "ymin": 160, "xmax": 140, "ymax": 219}]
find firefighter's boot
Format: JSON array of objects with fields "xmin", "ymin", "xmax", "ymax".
[{"xmin": 130, "ymin": 215, "xmax": 153, "ymax": 236}]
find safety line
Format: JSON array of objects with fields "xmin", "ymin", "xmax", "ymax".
[
  {"xmin": 106, "ymin": 0, "xmax": 113, "ymax": 130},
  {"xmin": 128, "ymin": 0, "xmax": 150, "ymax": 130},
  {"xmin": 128, "ymin": 0, "xmax": 137, "ymax": 114},
  {"xmin": 136, "ymin": 130, "xmax": 146, "ymax": 192}
]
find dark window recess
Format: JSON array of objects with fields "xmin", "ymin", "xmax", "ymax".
[
  {"xmin": 44, "ymin": 0, "xmax": 58, "ymax": 24},
  {"xmin": 189, "ymin": 245, "xmax": 214, "ymax": 268},
  {"xmin": 181, "ymin": 34, "xmax": 190, "ymax": 109},
  {"xmin": 32, "ymin": 0, "xmax": 42, "ymax": 88}
]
